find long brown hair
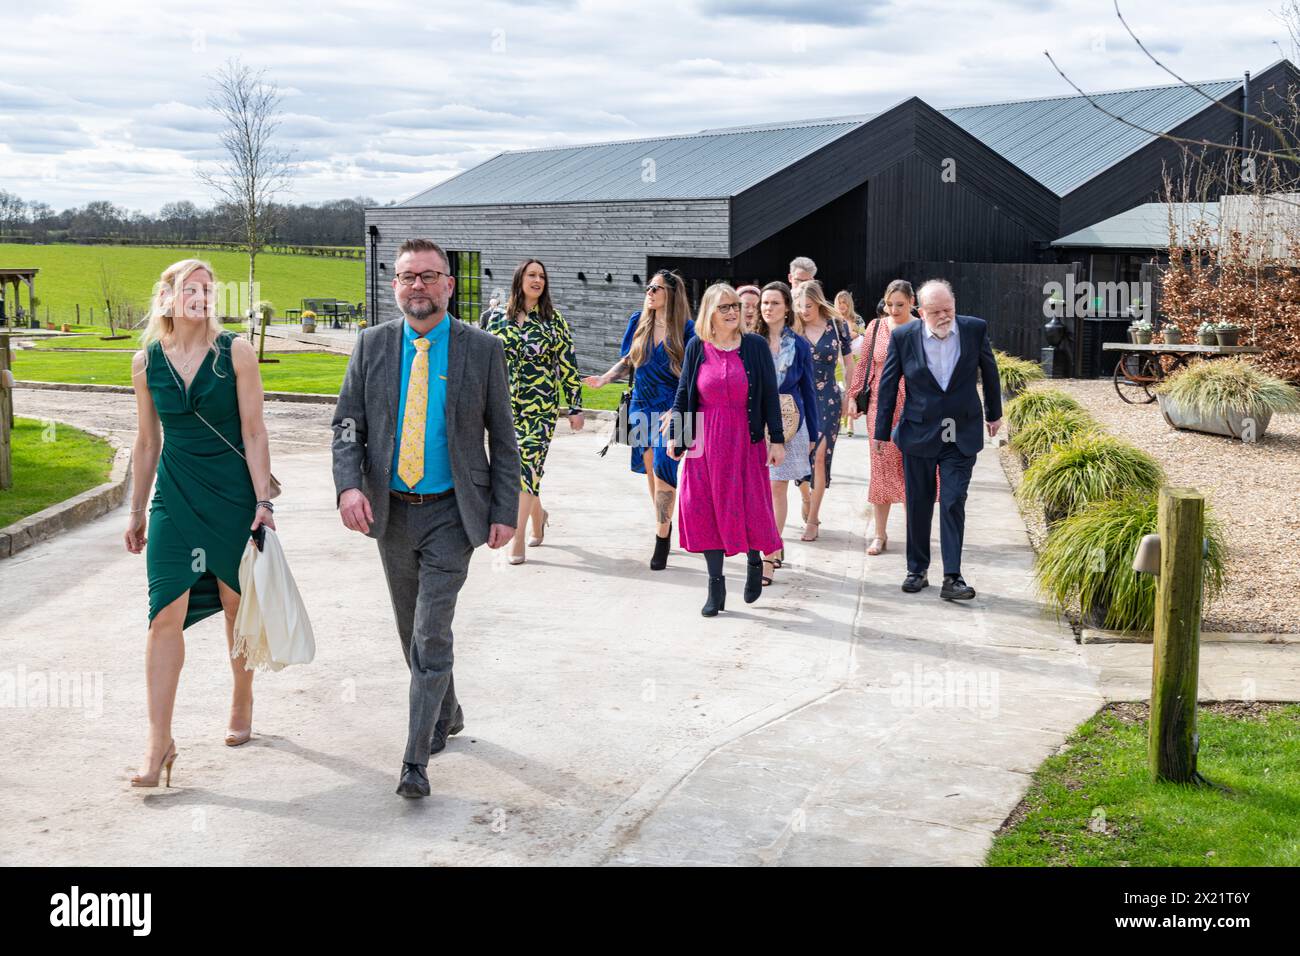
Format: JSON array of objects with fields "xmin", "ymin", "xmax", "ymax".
[
  {"xmin": 756, "ymin": 280, "xmax": 793, "ymax": 338},
  {"xmin": 627, "ymin": 269, "xmax": 690, "ymax": 375},
  {"xmin": 506, "ymin": 258, "xmax": 556, "ymax": 323}
]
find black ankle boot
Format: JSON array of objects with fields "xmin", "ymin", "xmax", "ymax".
[
  {"xmin": 650, "ymin": 524, "xmax": 672, "ymax": 571},
  {"xmin": 701, "ymin": 575, "xmax": 726, "ymax": 617},
  {"xmin": 744, "ymin": 558, "xmax": 763, "ymax": 603}
]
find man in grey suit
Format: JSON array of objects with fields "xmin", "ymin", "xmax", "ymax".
[{"xmin": 331, "ymin": 238, "xmax": 520, "ymax": 798}]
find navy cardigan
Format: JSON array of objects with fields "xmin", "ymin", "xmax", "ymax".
[
  {"xmin": 670, "ymin": 333, "xmax": 785, "ymax": 449},
  {"xmin": 776, "ymin": 330, "xmax": 821, "ymax": 447}
]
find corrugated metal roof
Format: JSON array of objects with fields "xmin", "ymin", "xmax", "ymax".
[
  {"xmin": 1051, "ymin": 201, "xmax": 1221, "ymax": 248},
  {"xmin": 400, "ymin": 119, "xmax": 867, "ymax": 206},
  {"xmin": 941, "ymin": 79, "xmax": 1241, "ymax": 195},
  {"xmin": 400, "ymin": 77, "xmax": 1244, "ymax": 207}
]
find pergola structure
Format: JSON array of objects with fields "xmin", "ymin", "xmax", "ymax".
[{"xmin": 0, "ymin": 267, "xmax": 39, "ymax": 327}]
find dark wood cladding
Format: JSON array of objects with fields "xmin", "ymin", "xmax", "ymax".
[{"xmin": 365, "ymin": 199, "xmax": 728, "ymax": 371}]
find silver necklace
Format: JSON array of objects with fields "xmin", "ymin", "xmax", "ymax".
[{"xmin": 164, "ymin": 338, "xmax": 211, "ymax": 374}]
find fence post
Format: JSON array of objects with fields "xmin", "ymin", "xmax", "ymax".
[
  {"xmin": 0, "ymin": 333, "xmax": 12, "ymax": 489},
  {"xmin": 1148, "ymin": 487, "xmax": 1205, "ymax": 784}
]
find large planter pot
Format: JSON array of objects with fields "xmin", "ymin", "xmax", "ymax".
[
  {"xmin": 1157, "ymin": 393, "xmax": 1273, "ymax": 441},
  {"xmin": 1197, "ymin": 331, "xmax": 1216, "ymax": 346},
  {"xmin": 1132, "ymin": 330, "xmax": 1152, "ymax": 345},
  {"xmin": 1162, "ymin": 326, "xmax": 1182, "ymax": 345},
  {"xmin": 302, "ymin": 320, "xmax": 316, "ymax": 333},
  {"xmin": 1215, "ymin": 329, "xmax": 1240, "ymax": 347}
]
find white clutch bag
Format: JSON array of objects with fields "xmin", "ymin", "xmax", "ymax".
[{"xmin": 232, "ymin": 528, "xmax": 316, "ymax": 671}]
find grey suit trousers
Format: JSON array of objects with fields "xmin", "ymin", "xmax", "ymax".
[{"xmin": 376, "ymin": 494, "xmax": 474, "ymax": 766}]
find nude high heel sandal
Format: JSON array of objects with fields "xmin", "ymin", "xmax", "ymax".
[
  {"xmin": 131, "ymin": 739, "xmax": 178, "ymax": 788},
  {"xmin": 528, "ymin": 509, "xmax": 550, "ymax": 547}
]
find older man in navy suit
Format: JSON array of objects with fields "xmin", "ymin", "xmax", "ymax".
[{"xmin": 873, "ymin": 279, "xmax": 1003, "ymax": 600}]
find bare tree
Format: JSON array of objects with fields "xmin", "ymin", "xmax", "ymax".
[{"xmin": 198, "ymin": 58, "xmax": 294, "ymax": 361}]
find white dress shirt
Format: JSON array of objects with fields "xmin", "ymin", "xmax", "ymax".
[{"xmin": 921, "ymin": 321, "xmax": 961, "ymax": 391}]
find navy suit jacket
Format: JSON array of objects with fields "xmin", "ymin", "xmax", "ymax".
[{"xmin": 872, "ymin": 314, "xmax": 1002, "ymax": 458}]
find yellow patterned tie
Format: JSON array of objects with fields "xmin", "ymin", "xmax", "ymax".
[{"xmin": 397, "ymin": 337, "xmax": 430, "ymax": 488}]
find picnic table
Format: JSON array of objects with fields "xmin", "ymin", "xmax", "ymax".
[{"xmin": 1102, "ymin": 342, "xmax": 1264, "ymax": 404}]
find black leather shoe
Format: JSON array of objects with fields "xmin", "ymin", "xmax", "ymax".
[
  {"xmin": 941, "ymin": 575, "xmax": 976, "ymax": 600},
  {"xmin": 396, "ymin": 762, "xmax": 430, "ymax": 798},
  {"xmin": 430, "ymin": 706, "xmax": 465, "ymax": 755},
  {"xmin": 701, "ymin": 575, "xmax": 726, "ymax": 617},
  {"xmin": 902, "ymin": 572, "xmax": 929, "ymax": 593},
  {"xmin": 650, "ymin": 525, "xmax": 672, "ymax": 571},
  {"xmin": 744, "ymin": 558, "xmax": 763, "ymax": 604}
]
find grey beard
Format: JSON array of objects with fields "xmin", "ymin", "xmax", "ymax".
[{"xmin": 402, "ymin": 297, "xmax": 440, "ymax": 320}]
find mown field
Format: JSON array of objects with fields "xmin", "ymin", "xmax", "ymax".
[{"xmin": 0, "ymin": 243, "xmax": 363, "ymax": 322}]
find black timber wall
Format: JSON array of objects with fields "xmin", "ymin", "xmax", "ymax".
[{"xmin": 365, "ymin": 199, "xmax": 729, "ymax": 371}]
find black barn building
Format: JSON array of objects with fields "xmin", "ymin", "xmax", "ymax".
[{"xmin": 365, "ymin": 58, "xmax": 1300, "ymax": 373}]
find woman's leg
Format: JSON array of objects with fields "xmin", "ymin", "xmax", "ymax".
[
  {"xmin": 138, "ymin": 591, "xmax": 188, "ymax": 775},
  {"xmin": 771, "ymin": 479, "xmax": 789, "ymax": 533},
  {"xmin": 652, "ymin": 474, "xmax": 676, "ymax": 538},
  {"xmin": 217, "ymin": 579, "xmax": 254, "ymax": 739},
  {"xmin": 530, "ymin": 495, "xmax": 546, "ymax": 538},
  {"xmin": 704, "ymin": 549, "xmax": 724, "ymax": 578},
  {"xmin": 806, "ymin": 437, "xmax": 829, "ymax": 527},
  {"xmin": 512, "ymin": 490, "xmax": 537, "ymax": 558}
]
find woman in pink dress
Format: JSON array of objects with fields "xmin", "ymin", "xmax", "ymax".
[
  {"xmin": 848, "ymin": 279, "xmax": 934, "ymax": 556},
  {"xmin": 669, "ymin": 283, "xmax": 786, "ymax": 617}
]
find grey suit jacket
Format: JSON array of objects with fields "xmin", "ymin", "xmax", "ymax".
[{"xmin": 330, "ymin": 315, "xmax": 521, "ymax": 547}]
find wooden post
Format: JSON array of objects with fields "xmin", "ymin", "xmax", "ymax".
[
  {"xmin": 0, "ymin": 333, "xmax": 12, "ymax": 489},
  {"xmin": 76, "ymin": 303, "xmax": 81, "ymax": 325},
  {"xmin": 1148, "ymin": 487, "xmax": 1205, "ymax": 783}
]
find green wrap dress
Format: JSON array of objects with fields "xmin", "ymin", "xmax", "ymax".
[{"xmin": 144, "ymin": 330, "xmax": 256, "ymax": 630}]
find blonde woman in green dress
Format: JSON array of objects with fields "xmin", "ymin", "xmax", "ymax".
[{"xmin": 123, "ymin": 259, "xmax": 277, "ymax": 787}]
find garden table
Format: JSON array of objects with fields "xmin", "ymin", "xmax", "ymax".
[{"xmin": 1102, "ymin": 342, "xmax": 1264, "ymax": 404}]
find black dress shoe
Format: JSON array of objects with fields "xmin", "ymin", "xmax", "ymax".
[
  {"xmin": 744, "ymin": 557, "xmax": 763, "ymax": 604},
  {"xmin": 396, "ymin": 762, "xmax": 430, "ymax": 798},
  {"xmin": 941, "ymin": 574, "xmax": 976, "ymax": 600},
  {"xmin": 430, "ymin": 706, "xmax": 466, "ymax": 755},
  {"xmin": 650, "ymin": 525, "xmax": 672, "ymax": 571},
  {"xmin": 701, "ymin": 575, "xmax": 726, "ymax": 617},
  {"xmin": 902, "ymin": 572, "xmax": 929, "ymax": 593}
]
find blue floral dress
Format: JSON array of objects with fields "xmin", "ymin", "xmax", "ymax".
[
  {"xmin": 799, "ymin": 319, "xmax": 854, "ymax": 488},
  {"xmin": 620, "ymin": 311, "xmax": 696, "ymax": 488}
]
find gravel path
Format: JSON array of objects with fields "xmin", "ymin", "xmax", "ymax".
[{"xmin": 1012, "ymin": 379, "xmax": 1299, "ymax": 634}]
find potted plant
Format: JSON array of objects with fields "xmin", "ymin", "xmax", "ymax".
[
  {"xmin": 1036, "ymin": 492, "xmax": 1226, "ymax": 632},
  {"xmin": 1018, "ymin": 433, "xmax": 1164, "ymax": 525},
  {"xmin": 301, "ymin": 309, "xmax": 317, "ymax": 333},
  {"xmin": 1009, "ymin": 407, "xmax": 1099, "ymax": 467},
  {"xmin": 994, "ymin": 349, "xmax": 1045, "ymax": 402},
  {"xmin": 1155, "ymin": 357, "xmax": 1300, "ymax": 441},
  {"xmin": 1160, "ymin": 323, "xmax": 1182, "ymax": 345},
  {"xmin": 1196, "ymin": 321, "xmax": 1216, "ymax": 346},
  {"xmin": 1214, "ymin": 321, "xmax": 1241, "ymax": 347},
  {"xmin": 1004, "ymin": 387, "xmax": 1085, "ymax": 434},
  {"xmin": 1129, "ymin": 320, "xmax": 1153, "ymax": 345}
]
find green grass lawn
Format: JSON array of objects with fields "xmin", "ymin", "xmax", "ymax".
[
  {"xmin": 12, "ymin": 345, "xmax": 626, "ymax": 408},
  {"xmin": 22, "ymin": 323, "xmax": 248, "ymax": 350},
  {"xmin": 0, "ymin": 242, "xmax": 362, "ymax": 322},
  {"xmin": 988, "ymin": 701, "xmax": 1300, "ymax": 866},
  {"xmin": 0, "ymin": 417, "xmax": 117, "ymax": 527}
]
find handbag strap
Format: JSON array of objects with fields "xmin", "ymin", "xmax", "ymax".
[{"xmin": 862, "ymin": 318, "xmax": 883, "ymax": 390}]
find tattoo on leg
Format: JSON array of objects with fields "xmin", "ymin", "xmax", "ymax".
[{"xmin": 655, "ymin": 489, "xmax": 673, "ymax": 525}]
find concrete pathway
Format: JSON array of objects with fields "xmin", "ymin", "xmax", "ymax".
[{"xmin": 2, "ymin": 392, "xmax": 1295, "ymax": 866}]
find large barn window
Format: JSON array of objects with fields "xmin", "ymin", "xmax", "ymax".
[{"xmin": 447, "ymin": 250, "xmax": 482, "ymax": 323}]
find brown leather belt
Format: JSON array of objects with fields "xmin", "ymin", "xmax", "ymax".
[{"xmin": 389, "ymin": 488, "xmax": 455, "ymax": 505}]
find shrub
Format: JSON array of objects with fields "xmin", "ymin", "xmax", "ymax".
[
  {"xmin": 1018, "ymin": 434, "xmax": 1164, "ymax": 521},
  {"xmin": 1005, "ymin": 387, "xmax": 1084, "ymax": 433},
  {"xmin": 1156, "ymin": 357, "xmax": 1300, "ymax": 420},
  {"xmin": 1036, "ymin": 492, "xmax": 1227, "ymax": 632},
  {"xmin": 994, "ymin": 350, "xmax": 1045, "ymax": 396},
  {"xmin": 1010, "ymin": 407, "xmax": 1099, "ymax": 463}
]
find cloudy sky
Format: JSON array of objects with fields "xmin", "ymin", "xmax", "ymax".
[{"xmin": 0, "ymin": 0, "xmax": 1288, "ymax": 214}]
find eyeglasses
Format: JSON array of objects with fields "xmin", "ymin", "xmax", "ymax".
[
  {"xmin": 396, "ymin": 270, "xmax": 448, "ymax": 286},
  {"xmin": 716, "ymin": 302, "xmax": 741, "ymax": 314}
]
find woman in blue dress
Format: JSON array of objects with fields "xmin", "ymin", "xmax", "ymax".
[{"xmin": 585, "ymin": 269, "xmax": 695, "ymax": 569}]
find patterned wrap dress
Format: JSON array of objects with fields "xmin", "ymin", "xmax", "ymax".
[
  {"xmin": 620, "ymin": 311, "xmax": 696, "ymax": 488},
  {"xmin": 485, "ymin": 306, "xmax": 583, "ymax": 496},
  {"xmin": 798, "ymin": 319, "xmax": 854, "ymax": 488},
  {"xmin": 144, "ymin": 331, "xmax": 257, "ymax": 629}
]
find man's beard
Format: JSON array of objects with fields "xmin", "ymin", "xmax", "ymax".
[{"xmin": 402, "ymin": 295, "xmax": 441, "ymax": 320}]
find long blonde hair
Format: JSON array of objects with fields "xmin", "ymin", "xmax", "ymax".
[
  {"xmin": 139, "ymin": 259, "xmax": 224, "ymax": 368},
  {"xmin": 695, "ymin": 282, "xmax": 741, "ymax": 344},
  {"xmin": 627, "ymin": 269, "xmax": 690, "ymax": 375},
  {"xmin": 794, "ymin": 279, "xmax": 842, "ymax": 337}
]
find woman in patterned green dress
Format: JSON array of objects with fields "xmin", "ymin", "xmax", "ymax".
[
  {"xmin": 123, "ymin": 259, "xmax": 277, "ymax": 786},
  {"xmin": 484, "ymin": 259, "xmax": 585, "ymax": 564}
]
